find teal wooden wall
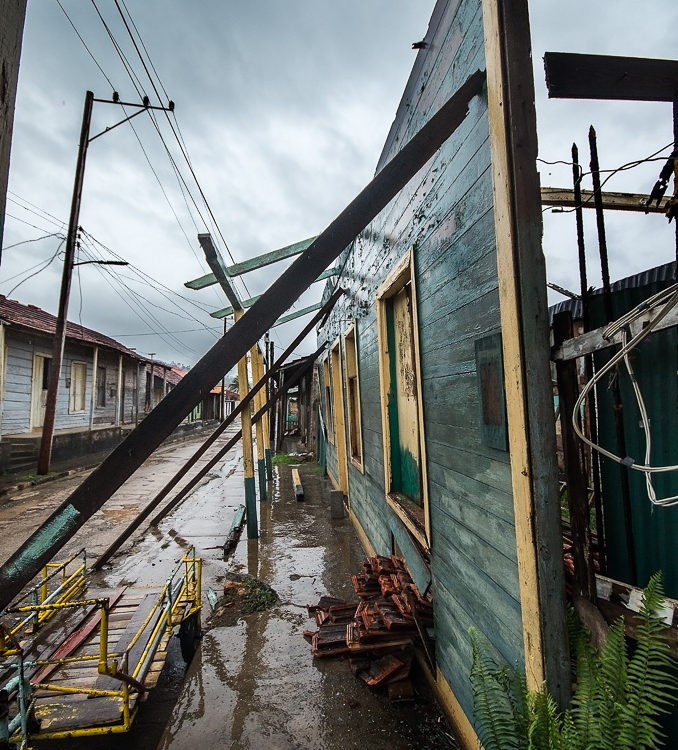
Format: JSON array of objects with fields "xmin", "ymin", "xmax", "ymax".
[{"xmin": 317, "ymin": 0, "xmax": 525, "ymax": 724}]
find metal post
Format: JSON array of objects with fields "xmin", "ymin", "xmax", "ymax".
[
  {"xmin": 251, "ymin": 344, "xmax": 267, "ymax": 501},
  {"xmin": 589, "ymin": 125, "xmax": 637, "ymax": 584},
  {"xmin": 236, "ymin": 310, "xmax": 257, "ymax": 537},
  {"xmin": 37, "ymin": 90, "xmax": 94, "ymax": 474}
]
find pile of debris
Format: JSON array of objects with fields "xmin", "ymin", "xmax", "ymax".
[{"xmin": 304, "ymin": 555, "xmax": 433, "ymax": 700}]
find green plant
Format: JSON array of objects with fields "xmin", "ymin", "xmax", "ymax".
[
  {"xmin": 470, "ymin": 572, "xmax": 677, "ymax": 750},
  {"xmin": 241, "ymin": 577, "xmax": 277, "ymax": 613},
  {"xmin": 272, "ymin": 452, "xmax": 298, "ymax": 466}
]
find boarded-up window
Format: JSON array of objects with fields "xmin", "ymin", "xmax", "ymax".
[
  {"xmin": 376, "ymin": 248, "xmax": 429, "ymax": 546},
  {"xmin": 475, "ymin": 333, "xmax": 507, "ymax": 450},
  {"xmin": 69, "ymin": 362, "xmax": 87, "ymax": 413},
  {"xmin": 96, "ymin": 365, "xmax": 106, "ymax": 407},
  {"xmin": 344, "ymin": 324, "xmax": 363, "ymax": 469}
]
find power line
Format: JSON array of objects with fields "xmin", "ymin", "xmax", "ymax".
[
  {"xmin": 1, "ymin": 232, "xmax": 65, "ymax": 252},
  {"xmin": 112, "ymin": 0, "xmax": 251, "ymax": 300},
  {"xmin": 4, "ymin": 240, "xmax": 65, "ymax": 298},
  {"xmin": 56, "ymin": 0, "xmax": 116, "ymax": 91}
]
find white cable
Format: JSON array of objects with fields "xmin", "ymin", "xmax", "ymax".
[{"xmin": 571, "ymin": 283, "xmax": 678, "ymax": 507}]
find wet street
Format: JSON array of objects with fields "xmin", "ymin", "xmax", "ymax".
[{"xmin": 0, "ymin": 431, "xmax": 456, "ymax": 750}]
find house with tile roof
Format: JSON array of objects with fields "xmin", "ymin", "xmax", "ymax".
[{"xmin": 0, "ymin": 296, "xmax": 190, "ymax": 474}]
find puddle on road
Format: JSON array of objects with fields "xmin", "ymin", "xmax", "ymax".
[{"xmin": 153, "ymin": 464, "xmax": 456, "ymax": 750}]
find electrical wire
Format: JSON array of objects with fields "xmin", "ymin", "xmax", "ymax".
[
  {"xmin": 111, "ymin": 0, "xmax": 251, "ymax": 300},
  {"xmin": 541, "ymin": 142, "xmax": 675, "ymax": 214},
  {"xmin": 57, "ymin": 0, "xmax": 116, "ymax": 91},
  {"xmin": 572, "ymin": 284, "xmax": 678, "ymax": 507},
  {"xmin": 4, "ymin": 240, "xmax": 65, "ymax": 298},
  {"xmin": 1, "ymin": 233, "xmax": 65, "ymax": 252}
]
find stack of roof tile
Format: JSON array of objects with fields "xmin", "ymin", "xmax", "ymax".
[{"xmin": 304, "ymin": 556, "xmax": 433, "ymax": 700}]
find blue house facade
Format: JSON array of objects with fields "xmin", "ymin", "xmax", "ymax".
[{"xmin": 316, "ymin": 0, "xmax": 568, "ymax": 743}]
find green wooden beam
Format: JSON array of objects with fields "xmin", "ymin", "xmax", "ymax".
[
  {"xmin": 186, "ymin": 236, "xmax": 318, "ymax": 290},
  {"xmin": 273, "ymin": 302, "xmax": 322, "ymax": 327},
  {"xmin": 210, "ymin": 268, "xmax": 338, "ymax": 319},
  {"xmin": 198, "ymin": 233, "xmax": 242, "ymax": 311}
]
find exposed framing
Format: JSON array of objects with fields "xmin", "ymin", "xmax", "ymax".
[
  {"xmin": 343, "ymin": 321, "xmax": 364, "ymax": 473},
  {"xmin": 330, "ymin": 337, "xmax": 349, "ymax": 496},
  {"xmin": 375, "ymin": 247, "xmax": 431, "ymax": 548},
  {"xmin": 482, "ymin": 0, "xmax": 569, "ymax": 704}
]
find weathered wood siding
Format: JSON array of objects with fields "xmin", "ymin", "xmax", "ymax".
[
  {"xmin": 1, "ymin": 330, "xmax": 141, "ymax": 434},
  {"xmin": 318, "ymin": 0, "xmax": 524, "ymax": 723},
  {"xmin": 1, "ymin": 331, "xmax": 94, "ymax": 434}
]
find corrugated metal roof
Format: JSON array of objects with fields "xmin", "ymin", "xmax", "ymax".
[
  {"xmin": 0, "ymin": 295, "xmax": 141, "ymax": 360},
  {"xmin": 549, "ymin": 261, "xmax": 676, "ymax": 321}
]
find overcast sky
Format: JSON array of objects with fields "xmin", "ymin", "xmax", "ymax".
[{"xmin": 2, "ymin": 0, "xmax": 677, "ymax": 368}]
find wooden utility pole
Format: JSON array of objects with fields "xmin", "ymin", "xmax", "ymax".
[
  {"xmin": 251, "ymin": 343, "xmax": 267, "ymax": 501},
  {"xmin": 38, "ymin": 91, "xmax": 94, "ymax": 474},
  {"xmin": 235, "ymin": 310, "xmax": 257, "ymax": 538}
]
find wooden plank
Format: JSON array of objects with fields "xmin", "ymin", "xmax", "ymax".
[
  {"xmin": 544, "ymin": 52, "xmax": 678, "ymax": 102},
  {"xmin": 291, "ymin": 467, "xmax": 304, "ymax": 500},
  {"xmin": 541, "ymin": 187, "xmax": 669, "ymax": 214},
  {"xmin": 185, "ymin": 236, "xmax": 318, "ymax": 288},
  {"xmin": 33, "ymin": 694, "xmax": 127, "ymax": 732},
  {"xmin": 387, "ymin": 512, "xmax": 431, "ymax": 595},
  {"xmin": 482, "ymin": 0, "xmax": 569, "ymax": 703},
  {"xmin": 210, "ymin": 269, "xmax": 337, "ymax": 319},
  {"xmin": 552, "ymin": 300, "xmax": 678, "ymax": 361}
]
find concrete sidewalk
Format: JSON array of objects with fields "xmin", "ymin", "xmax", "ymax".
[{"xmin": 17, "ymin": 443, "xmax": 456, "ymax": 749}]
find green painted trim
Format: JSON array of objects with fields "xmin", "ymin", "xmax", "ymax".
[
  {"xmin": 227, "ymin": 236, "xmax": 317, "ymax": 277},
  {"xmin": 265, "ymin": 448, "xmax": 273, "ymax": 480},
  {"xmin": 245, "ymin": 477, "xmax": 258, "ymax": 538},
  {"xmin": 258, "ymin": 459, "xmax": 267, "ymax": 501},
  {"xmin": 385, "ymin": 299, "xmax": 402, "ymax": 489},
  {"xmin": 211, "ymin": 280, "xmax": 333, "ymax": 320},
  {"xmin": 186, "ymin": 236, "xmax": 318, "ymax": 290},
  {"xmin": 273, "ymin": 302, "xmax": 323, "ymax": 328}
]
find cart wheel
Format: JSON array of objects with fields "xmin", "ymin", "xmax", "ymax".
[{"xmin": 178, "ymin": 611, "xmax": 201, "ymax": 663}]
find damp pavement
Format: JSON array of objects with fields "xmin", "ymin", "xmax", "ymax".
[{"xmin": 1, "ymin": 431, "xmax": 458, "ymax": 750}]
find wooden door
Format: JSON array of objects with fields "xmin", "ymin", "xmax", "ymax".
[{"xmin": 31, "ymin": 354, "xmax": 51, "ymax": 429}]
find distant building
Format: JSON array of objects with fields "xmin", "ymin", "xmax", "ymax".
[{"xmin": 0, "ymin": 296, "xmax": 207, "ymax": 474}]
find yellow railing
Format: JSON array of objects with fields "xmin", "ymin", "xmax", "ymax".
[{"xmin": 0, "ymin": 548, "xmax": 201, "ymax": 748}]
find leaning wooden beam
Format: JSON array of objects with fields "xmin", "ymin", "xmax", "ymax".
[
  {"xmin": 552, "ymin": 299, "xmax": 678, "ymax": 361},
  {"xmin": 185, "ymin": 236, "xmax": 318, "ymax": 289},
  {"xmin": 148, "ymin": 348, "xmax": 323, "ymax": 527},
  {"xmin": 93, "ymin": 288, "xmax": 344, "ymax": 570},
  {"xmin": 199, "ymin": 233, "xmax": 242, "ymax": 311},
  {"xmin": 544, "ymin": 52, "xmax": 678, "ymax": 102},
  {"xmin": 0, "ymin": 69, "xmax": 484, "ymax": 609},
  {"xmin": 541, "ymin": 187, "xmax": 669, "ymax": 214}
]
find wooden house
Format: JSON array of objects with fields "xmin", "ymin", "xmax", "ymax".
[
  {"xmin": 0, "ymin": 296, "xmax": 185, "ymax": 473},
  {"xmin": 316, "ymin": 0, "xmax": 568, "ymax": 743}
]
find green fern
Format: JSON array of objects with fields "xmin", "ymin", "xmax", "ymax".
[
  {"xmin": 618, "ymin": 573, "xmax": 677, "ymax": 749},
  {"xmin": 469, "ymin": 627, "xmax": 524, "ymax": 749},
  {"xmin": 470, "ymin": 572, "xmax": 677, "ymax": 750}
]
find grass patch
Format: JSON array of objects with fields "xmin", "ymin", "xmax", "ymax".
[{"xmin": 272, "ymin": 452, "xmax": 299, "ymax": 466}]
